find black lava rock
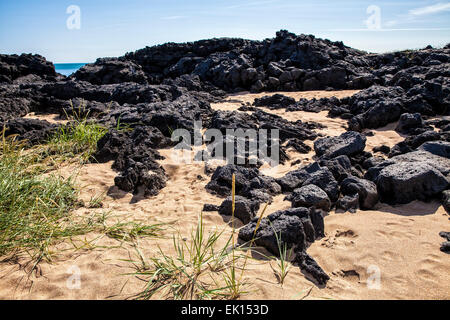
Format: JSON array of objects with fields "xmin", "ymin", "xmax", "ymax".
[
  {"xmin": 286, "ymin": 184, "xmax": 331, "ymax": 211},
  {"xmin": 218, "ymin": 196, "xmax": 260, "ymax": 224},
  {"xmin": 340, "ymin": 176, "xmax": 378, "ymax": 209},
  {"xmin": 314, "ymin": 131, "xmax": 367, "ymax": 159}
]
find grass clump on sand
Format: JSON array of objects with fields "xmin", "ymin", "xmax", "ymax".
[
  {"xmin": 131, "ymin": 174, "xmax": 263, "ymax": 300},
  {"xmin": 46, "ymin": 121, "xmax": 107, "ymax": 163},
  {"xmin": 0, "ymin": 118, "xmax": 161, "ymax": 265},
  {"xmin": 0, "ymin": 130, "xmax": 86, "ymax": 261},
  {"xmin": 131, "ymin": 211, "xmax": 246, "ymax": 300},
  {"xmin": 269, "ymin": 225, "xmax": 294, "ymax": 286},
  {"xmin": 104, "ymin": 221, "xmax": 166, "ymax": 243},
  {"xmin": 45, "ymin": 104, "xmax": 108, "ymax": 164}
]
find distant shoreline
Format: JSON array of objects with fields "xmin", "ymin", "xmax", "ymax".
[{"xmin": 54, "ymin": 63, "xmax": 87, "ymax": 76}]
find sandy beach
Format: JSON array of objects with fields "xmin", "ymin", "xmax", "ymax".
[{"xmin": 2, "ymin": 90, "xmax": 448, "ymax": 300}]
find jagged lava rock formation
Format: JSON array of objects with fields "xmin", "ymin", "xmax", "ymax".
[{"xmin": 2, "ymin": 30, "xmax": 450, "ymax": 283}]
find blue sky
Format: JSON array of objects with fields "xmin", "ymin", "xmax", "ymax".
[{"xmin": 0, "ymin": 0, "xmax": 449, "ymax": 63}]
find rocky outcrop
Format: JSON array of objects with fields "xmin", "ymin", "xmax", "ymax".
[
  {"xmin": 72, "ymin": 58, "xmax": 148, "ymax": 85},
  {"xmin": 366, "ymin": 156, "xmax": 449, "ymax": 204},
  {"xmin": 65, "ymin": 30, "xmax": 375, "ymax": 94},
  {"xmin": 0, "ymin": 54, "xmax": 60, "ymax": 84},
  {"xmin": 314, "ymin": 131, "xmax": 366, "ymax": 159},
  {"xmin": 1, "ymin": 31, "xmax": 448, "ymax": 208},
  {"xmin": 253, "ymin": 94, "xmax": 296, "ymax": 109},
  {"xmin": 238, "ymin": 207, "xmax": 328, "ymax": 284},
  {"xmin": 4, "ymin": 118, "xmax": 60, "ymax": 145},
  {"xmin": 395, "ymin": 113, "xmax": 425, "ymax": 134},
  {"xmin": 206, "ymin": 164, "xmax": 281, "ymax": 200},
  {"xmin": 94, "ymin": 127, "xmax": 171, "ymax": 197},
  {"xmin": 340, "ymin": 176, "xmax": 378, "ymax": 209},
  {"xmin": 286, "ymin": 184, "xmax": 331, "ymax": 211},
  {"xmin": 1, "ymin": 30, "xmax": 450, "ymax": 282},
  {"xmin": 218, "ymin": 196, "xmax": 260, "ymax": 224}
]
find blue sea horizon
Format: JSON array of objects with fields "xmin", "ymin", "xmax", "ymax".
[{"xmin": 54, "ymin": 63, "xmax": 88, "ymax": 76}]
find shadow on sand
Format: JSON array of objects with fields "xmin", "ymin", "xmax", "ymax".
[{"xmin": 375, "ymin": 200, "xmax": 443, "ymax": 217}]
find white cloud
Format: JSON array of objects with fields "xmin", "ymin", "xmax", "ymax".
[
  {"xmin": 409, "ymin": 2, "xmax": 450, "ymax": 16},
  {"xmin": 382, "ymin": 2, "xmax": 450, "ymax": 28}
]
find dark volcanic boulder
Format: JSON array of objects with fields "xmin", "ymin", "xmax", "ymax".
[
  {"xmin": 302, "ymin": 167, "xmax": 340, "ymax": 202},
  {"xmin": 276, "ymin": 162, "xmax": 322, "ymax": 192},
  {"xmin": 253, "ymin": 94, "xmax": 296, "ymax": 109},
  {"xmin": 373, "ymin": 145, "xmax": 391, "ymax": 155},
  {"xmin": 72, "ymin": 58, "xmax": 148, "ymax": 85},
  {"xmin": 238, "ymin": 207, "xmax": 328, "ymax": 284},
  {"xmin": 373, "ymin": 162, "xmax": 448, "ymax": 204},
  {"xmin": 4, "ymin": 118, "xmax": 60, "ymax": 145},
  {"xmin": 206, "ymin": 164, "xmax": 281, "ymax": 198},
  {"xmin": 239, "ymin": 207, "xmax": 313, "ymax": 255},
  {"xmin": 94, "ymin": 127, "xmax": 169, "ymax": 196},
  {"xmin": 314, "ymin": 131, "xmax": 367, "ymax": 159},
  {"xmin": 286, "ymin": 184, "xmax": 331, "ymax": 211},
  {"xmin": 276, "ymin": 162, "xmax": 339, "ymax": 202},
  {"xmin": 114, "ymin": 164, "xmax": 167, "ymax": 197},
  {"xmin": 337, "ymin": 194, "xmax": 360, "ymax": 213},
  {"xmin": 0, "ymin": 53, "xmax": 59, "ymax": 83},
  {"xmin": 345, "ymin": 86, "xmax": 406, "ymax": 131},
  {"xmin": 202, "ymin": 204, "xmax": 220, "ymax": 212},
  {"xmin": 340, "ymin": 176, "xmax": 378, "ymax": 209},
  {"xmin": 390, "ymin": 150, "xmax": 450, "ymax": 175},
  {"xmin": 218, "ymin": 196, "xmax": 260, "ymax": 224},
  {"xmin": 442, "ymin": 190, "xmax": 450, "ymax": 214},
  {"xmin": 419, "ymin": 141, "xmax": 450, "ymax": 159},
  {"xmin": 366, "ymin": 150, "xmax": 450, "ymax": 184},
  {"xmin": 395, "ymin": 113, "xmax": 424, "ymax": 134},
  {"xmin": 441, "ymin": 242, "xmax": 450, "ymax": 253},
  {"xmin": 439, "ymin": 231, "xmax": 450, "ymax": 241},
  {"xmin": 350, "ymin": 100, "xmax": 403, "ymax": 131},
  {"xmin": 389, "ymin": 131, "xmax": 442, "ymax": 157},
  {"xmin": 440, "ymin": 232, "xmax": 450, "ymax": 254},
  {"xmin": 319, "ymin": 155, "xmax": 354, "ymax": 182},
  {"xmin": 295, "ymin": 252, "xmax": 330, "ymax": 285}
]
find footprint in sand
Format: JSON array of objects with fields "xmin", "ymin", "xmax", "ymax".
[
  {"xmin": 321, "ymin": 229, "xmax": 358, "ymax": 248},
  {"xmin": 380, "ymin": 250, "xmax": 398, "ymax": 262},
  {"xmin": 416, "ymin": 268, "xmax": 440, "ymax": 284},
  {"xmin": 334, "ymin": 269, "xmax": 361, "ymax": 283},
  {"xmin": 335, "ymin": 229, "xmax": 357, "ymax": 238},
  {"xmin": 416, "ymin": 254, "xmax": 447, "ymax": 284}
]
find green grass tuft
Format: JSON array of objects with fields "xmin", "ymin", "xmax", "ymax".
[
  {"xmin": 130, "ymin": 212, "xmax": 245, "ymax": 300},
  {"xmin": 0, "ymin": 131, "xmax": 87, "ymax": 261},
  {"xmin": 130, "ymin": 175, "xmax": 254, "ymax": 300},
  {"xmin": 0, "ymin": 121, "xmax": 160, "ymax": 265},
  {"xmin": 46, "ymin": 120, "xmax": 107, "ymax": 163}
]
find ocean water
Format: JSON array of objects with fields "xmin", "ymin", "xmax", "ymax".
[{"xmin": 54, "ymin": 63, "xmax": 87, "ymax": 76}]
